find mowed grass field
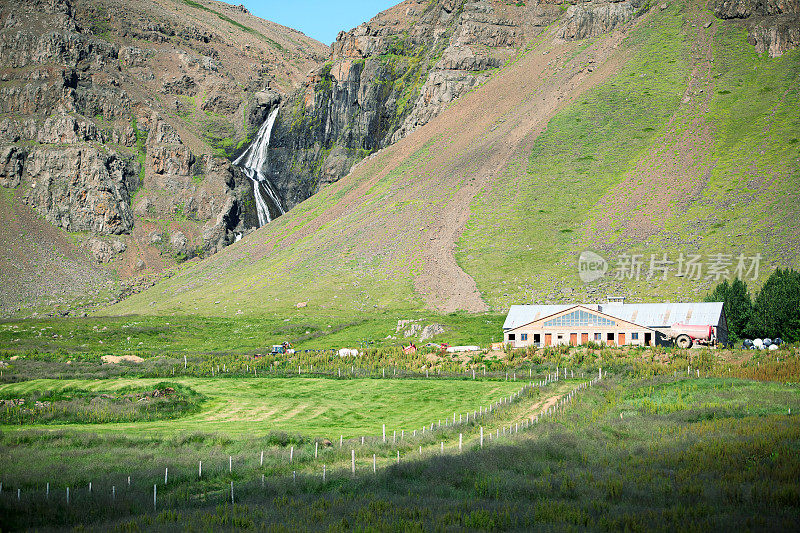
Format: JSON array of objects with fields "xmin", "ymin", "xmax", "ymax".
[{"xmin": 0, "ymin": 377, "xmax": 526, "ymax": 438}]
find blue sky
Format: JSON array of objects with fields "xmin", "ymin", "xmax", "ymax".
[{"xmin": 245, "ymin": 1, "xmax": 399, "ymax": 45}]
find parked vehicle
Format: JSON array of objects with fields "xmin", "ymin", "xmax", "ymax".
[
  {"xmin": 271, "ymin": 342, "xmax": 295, "ymax": 355},
  {"xmin": 666, "ymin": 324, "xmax": 715, "ymax": 349}
]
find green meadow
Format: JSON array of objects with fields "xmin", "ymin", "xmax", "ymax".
[{"xmin": 0, "ymin": 377, "xmax": 525, "ymax": 437}]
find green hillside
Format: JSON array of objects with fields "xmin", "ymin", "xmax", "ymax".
[
  {"xmin": 460, "ymin": 3, "xmax": 800, "ymax": 308},
  {"xmin": 104, "ymin": 0, "xmax": 800, "ymax": 320}
]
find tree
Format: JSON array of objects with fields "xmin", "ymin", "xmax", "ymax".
[
  {"xmin": 748, "ymin": 268, "xmax": 800, "ymax": 342},
  {"xmin": 705, "ymin": 278, "xmax": 752, "ymax": 342}
]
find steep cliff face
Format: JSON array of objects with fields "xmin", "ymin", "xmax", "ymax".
[
  {"xmin": 261, "ymin": 0, "xmax": 570, "ymax": 210},
  {"xmin": 712, "ymin": 0, "xmax": 800, "ymax": 56},
  {"xmin": 0, "ymin": 0, "xmax": 326, "ymax": 317}
]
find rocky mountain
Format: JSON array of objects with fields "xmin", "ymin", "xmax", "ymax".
[
  {"xmin": 2, "ymin": 0, "xmax": 798, "ymax": 318},
  {"xmin": 0, "ymin": 0, "xmax": 327, "ymax": 316},
  {"xmin": 106, "ymin": 0, "xmax": 800, "ymax": 319}
]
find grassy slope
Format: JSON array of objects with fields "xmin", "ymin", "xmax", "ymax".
[
  {"xmin": 102, "ymin": 0, "xmax": 799, "ymax": 320},
  {"xmin": 0, "ymin": 377, "xmax": 525, "ymax": 437}
]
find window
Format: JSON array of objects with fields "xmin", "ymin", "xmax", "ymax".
[
  {"xmin": 543, "ymin": 309, "xmax": 616, "ymax": 328},
  {"xmin": 508, "ymin": 334, "xmax": 516, "ymax": 341},
  {"xmin": 631, "ymin": 332, "xmax": 639, "ymax": 340},
  {"xmin": 594, "ymin": 333, "xmax": 602, "ymax": 341},
  {"xmin": 521, "ymin": 333, "xmax": 528, "ymax": 341}
]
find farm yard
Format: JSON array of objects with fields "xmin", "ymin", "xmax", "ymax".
[{"xmin": 1, "ymin": 328, "xmax": 798, "ymax": 531}]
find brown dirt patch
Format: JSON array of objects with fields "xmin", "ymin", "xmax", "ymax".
[{"xmin": 101, "ymin": 355, "xmax": 144, "ymax": 364}]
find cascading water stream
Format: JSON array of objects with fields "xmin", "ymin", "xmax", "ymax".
[{"xmin": 233, "ymin": 108, "xmax": 285, "ymax": 227}]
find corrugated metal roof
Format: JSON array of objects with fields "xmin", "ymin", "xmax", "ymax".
[
  {"xmin": 503, "ymin": 302, "xmax": 724, "ymax": 330},
  {"xmin": 598, "ymin": 302, "xmax": 724, "ymax": 327}
]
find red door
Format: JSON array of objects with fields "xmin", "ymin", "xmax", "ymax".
[
  {"xmin": 569, "ymin": 333, "xmax": 577, "ymax": 346},
  {"xmin": 545, "ymin": 334, "xmax": 552, "ymax": 346},
  {"xmin": 581, "ymin": 333, "xmax": 589, "ymax": 345}
]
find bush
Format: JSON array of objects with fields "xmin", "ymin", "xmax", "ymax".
[
  {"xmin": 748, "ymin": 268, "xmax": 800, "ymax": 342},
  {"xmin": 706, "ymin": 278, "xmax": 752, "ymax": 341}
]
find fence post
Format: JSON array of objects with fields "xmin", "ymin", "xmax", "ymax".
[
  {"xmin": 441, "ymin": 442, "xmax": 444, "ymax": 453},
  {"xmin": 351, "ymin": 450, "xmax": 355, "ymax": 475},
  {"xmin": 229, "ymin": 456, "xmax": 232, "ymax": 472},
  {"xmin": 383, "ymin": 424, "xmax": 386, "ymax": 443},
  {"xmin": 165, "ymin": 468, "xmax": 168, "ymax": 485},
  {"xmin": 112, "ymin": 486, "xmax": 115, "ymax": 501},
  {"xmin": 290, "ymin": 446, "xmax": 294, "ymax": 463},
  {"xmin": 397, "ymin": 451, "xmax": 400, "ymax": 464},
  {"xmin": 199, "ymin": 461, "xmax": 202, "ymax": 478},
  {"xmin": 230, "ymin": 481, "xmax": 234, "ymax": 504},
  {"xmin": 315, "ymin": 442, "xmax": 318, "ymax": 458},
  {"xmin": 261, "ymin": 451, "xmax": 264, "ymax": 466},
  {"xmin": 46, "ymin": 482, "xmax": 49, "ymax": 499},
  {"xmin": 323, "ymin": 464, "xmax": 326, "ymax": 482},
  {"xmin": 459, "ymin": 433, "xmax": 463, "ymax": 451},
  {"xmin": 480, "ymin": 427, "xmax": 484, "ymax": 448},
  {"xmin": 66, "ymin": 487, "xmax": 69, "ymax": 505},
  {"xmin": 89, "ymin": 482, "xmax": 92, "ymax": 493},
  {"xmin": 373, "ymin": 454, "xmax": 376, "ymax": 473},
  {"xmin": 153, "ymin": 484, "xmax": 157, "ymax": 511},
  {"xmin": 340, "ymin": 435, "xmax": 343, "ymax": 447}
]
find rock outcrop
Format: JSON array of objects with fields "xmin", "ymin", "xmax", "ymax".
[
  {"xmin": 713, "ymin": 0, "xmax": 800, "ymax": 56},
  {"xmin": 22, "ymin": 146, "xmax": 137, "ymax": 235},
  {"xmin": 558, "ymin": 0, "xmax": 642, "ymax": 40},
  {"xmin": 0, "ymin": 146, "xmax": 27, "ymax": 188}
]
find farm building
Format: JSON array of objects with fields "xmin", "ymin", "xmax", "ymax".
[{"xmin": 503, "ymin": 299, "xmax": 727, "ymax": 348}]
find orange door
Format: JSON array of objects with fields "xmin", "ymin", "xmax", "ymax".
[
  {"xmin": 581, "ymin": 333, "xmax": 589, "ymax": 344},
  {"xmin": 618, "ymin": 333, "xmax": 626, "ymax": 345},
  {"xmin": 545, "ymin": 334, "xmax": 552, "ymax": 346},
  {"xmin": 606, "ymin": 335, "xmax": 614, "ymax": 346},
  {"xmin": 569, "ymin": 333, "xmax": 577, "ymax": 346}
]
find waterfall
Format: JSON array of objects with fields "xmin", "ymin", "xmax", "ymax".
[{"xmin": 233, "ymin": 108, "xmax": 285, "ymax": 227}]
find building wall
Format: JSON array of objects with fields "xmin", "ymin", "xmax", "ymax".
[{"xmin": 505, "ymin": 322, "xmax": 654, "ymax": 348}]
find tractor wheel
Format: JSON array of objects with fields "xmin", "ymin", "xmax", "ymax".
[{"xmin": 676, "ymin": 334, "xmax": 692, "ymax": 349}]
